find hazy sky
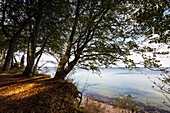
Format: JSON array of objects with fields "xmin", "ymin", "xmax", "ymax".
[{"xmin": 39, "ymin": 34, "xmax": 170, "ymax": 68}]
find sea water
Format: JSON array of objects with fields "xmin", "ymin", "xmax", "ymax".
[{"xmin": 41, "ymin": 67, "xmax": 170, "ymax": 109}]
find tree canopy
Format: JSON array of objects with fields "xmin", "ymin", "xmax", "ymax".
[{"xmin": 0, "ymin": 0, "xmax": 169, "ymax": 78}]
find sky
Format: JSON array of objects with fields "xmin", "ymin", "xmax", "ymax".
[
  {"xmin": 38, "ymin": 34, "xmax": 170, "ymax": 68},
  {"xmin": 118, "ymin": 34, "xmax": 170, "ymax": 67}
]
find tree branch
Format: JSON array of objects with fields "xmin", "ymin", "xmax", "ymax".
[
  {"xmin": 35, "ymin": 23, "xmax": 64, "ymax": 57},
  {"xmin": 80, "ymin": 53, "xmax": 122, "ymax": 60}
]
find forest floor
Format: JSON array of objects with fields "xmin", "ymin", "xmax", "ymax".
[{"xmin": 0, "ymin": 70, "xmax": 83, "ymax": 113}]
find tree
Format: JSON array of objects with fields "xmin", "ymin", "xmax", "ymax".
[
  {"xmin": 0, "ymin": 29, "xmax": 8, "ymax": 64},
  {"xmin": 0, "ymin": 0, "xmax": 71, "ymax": 75},
  {"xmin": 22, "ymin": 0, "xmax": 71, "ymax": 77},
  {"xmin": 53, "ymin": 0, "xmax": 134, "ymax": 79},
  {"xmin": 21, "ymin": 0, "xmax": 45, "ymax": 77},
  {"xmin": 0, "ymin": 0, "xmax": 30, "ymax": 71},
  {"xmin": 53, "ymin": 0, "xmax": 169, "ymax": 79}
]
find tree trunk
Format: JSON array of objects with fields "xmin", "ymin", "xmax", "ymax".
[
  {"xmin": 22, "ymin": 39, "xmax": 35, "ymax": 77},
  {"xmin": 2, "ymin": 49, "xmax": 7, "ymax": 62},
  {"xmin": 10, "ymin": 53, "xmax": 14, "ymax": 69},
  {"xmin": 22, "ymin": 4, "xmax": 43, "ymax": 77},
  {"xmin": 20, "ymin": 54, "xmax": 25, "ymax": 68},
  {"xmin": 2, "ymin": 37, "xmax": 17, "ymax": 71},
  {"xmin": 22, "ymin": 55, "xmax": 35, "ymax": 77},
  {"xmin": 22, "ymin": 33, "xmax": 38, "ymax": 77},
  {"xmin": 54, "ymin": 0, "xmax": 80, "ymax": 80},
  {"xmin": 54, "ymin": 71, "xmax": 66, "ymax": 80},
  {"xmin": 32, "ymin": 51, "xmax": 43, "ymax": 75},
  {"xmin": 54, "ymin": 58, "xmax": 78, "ymax": 80}
]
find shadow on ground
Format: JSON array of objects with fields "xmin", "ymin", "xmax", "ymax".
[{"xmin": 0, "ymin": 73, "xmax": 81, "ymax": 113}]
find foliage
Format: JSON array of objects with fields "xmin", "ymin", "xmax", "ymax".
[
  {"xmin": 113, "ymin": 94, "xmax": 140, "ymax": 113},
  {"xmin": 51, "ymin": 0, "xmax": 170, "ymax": 79},
  {"xmin": 0, "ymin": 0, "xmax": 169, "ymax": 76},
  {"xmin": 134, "ymin": 0, "xmax": 169, "ymax": 38}
]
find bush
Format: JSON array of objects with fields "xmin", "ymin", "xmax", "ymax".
[{"xmin": 113, "ymin": 94, "xmax": 140, "ymax": 113}]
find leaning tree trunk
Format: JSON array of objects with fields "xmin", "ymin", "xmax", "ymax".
[
  {"xmin": 54, "ymin": 0, "xmax": 80, "ymax": 80},
  {"xmin": 54, "ymin": 55, "xmax": 80, "ymax": 80},
  {"xmin": 32, "ymin": 51, "xmax": 43, "ymax": 75},
  {"xmin": 2, "ymin": 37, "xmax": 17, "ymax": 71},
  {"xmin": 54, "ymin": 71, "xmax": 66, "ymax": 80}
]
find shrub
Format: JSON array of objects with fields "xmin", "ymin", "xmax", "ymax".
[{"xmin": 113, "ymin": 94, "xmax": 140, "ymax": 113}]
